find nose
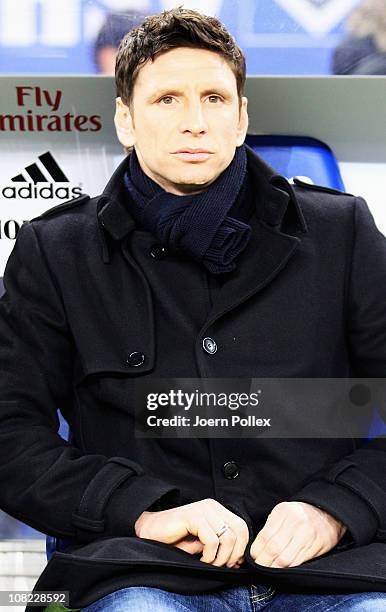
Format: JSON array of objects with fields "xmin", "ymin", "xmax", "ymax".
[{"xmin": 178, "ymin": 101, "xmax": 208, "ymax": 135}]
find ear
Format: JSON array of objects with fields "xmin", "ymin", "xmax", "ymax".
[
  {"xmin": 236, "ymin": 96, "xmax": 249, "ymax": 146},
  {"xmin": 114, "ymin": 97, "xmax": 135, "ymax": 148}
]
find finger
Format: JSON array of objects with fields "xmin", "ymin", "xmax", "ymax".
[
  {"xmin": 286, "ymin": 537, "xmax": 325, "ymax": 568},
  {"xmin": 201, "ymin": 507, "xmax": 237, "ymax": 567},
  {"xmin": 205, "ymin": 509, "xmax": 247, "ymax": 568},
  {"xmin": 209, "ymin": 522, "xmax": 237, "ymax": 567},
  {"xmin": 225, "ymin": 529, "xmax": 248, "ymax": 568},
  {"xmin": 233, "ymin": 555, "xmax": 245, "ymax": 569},
  {"xmin": 214, "ymin": 508, "xmax": 250, "ymax": 567},
  {"xmin": 188, "ymin": 516, "xmax": 219, "ymax": 564},
  {"xmin": 250, "ymin": 509, "xmax": 291, "ymax": 563},
  {"xmin": 196, "ymin": 500, "xmax": 249, "ymax": 567},
  {"xmin": 253, "ymin": 530, "xmax": 294, "ymax": 567},
  {"xmin": 206, "ymin": 511, "xmax": 237, "ymax": 567},
  {"xmin": 269, "ymin": 531, "xmax": 314, "ymax": 568}
]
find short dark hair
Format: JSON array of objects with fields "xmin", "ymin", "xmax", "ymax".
[{"xmin": 115, "ymin": 7, "xmax": 246, "ymax": 109}]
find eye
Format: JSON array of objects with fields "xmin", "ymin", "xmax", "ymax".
[
  {"xmin": 159, "ymin": 96, "xmax": 174, "ymax": 105},
  {"xmin": 207, "ymin": 95, "xmax": 223, "ymax": 103}
]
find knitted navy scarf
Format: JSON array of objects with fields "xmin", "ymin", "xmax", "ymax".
[{"xmin": 123, "ymin": 145, "xmax": 251, "ymax": 274}]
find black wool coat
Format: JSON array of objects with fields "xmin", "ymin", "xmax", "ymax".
[{"xmin": 0, "ymin": 147, "xmax": 386, "ymax": 610}]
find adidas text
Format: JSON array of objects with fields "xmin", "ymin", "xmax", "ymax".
[{"xmin": 2, "ymin": 184, "xmax": 82, "ymax": 200}]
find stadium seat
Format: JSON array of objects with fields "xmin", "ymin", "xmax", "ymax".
[{"xmin": 245, "ymin": 134, "xmax": 345, "ymax": 190}]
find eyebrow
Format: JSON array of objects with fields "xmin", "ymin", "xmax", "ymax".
[{"xmin": 148, "ymin": 87, "xmax": 233, "ymax": 100}]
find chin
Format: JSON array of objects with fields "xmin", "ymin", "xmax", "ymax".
[{"xmin": 174, "ymin": 171, "xmax": 217, "ymax": 187}]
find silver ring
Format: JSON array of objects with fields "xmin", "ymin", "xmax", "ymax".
[{"xmin": 216, "ymin": 523, "xmax": 229, "ymax": 538}]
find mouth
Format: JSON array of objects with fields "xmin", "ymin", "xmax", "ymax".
[{"xmin": 172, "ymin": 149, "xmax": 214, "ymax": 162}]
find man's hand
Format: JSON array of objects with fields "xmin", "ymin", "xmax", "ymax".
[
  {"xmin": 250, "ymin": 501, "xmax": 347, "ymax": 568},
  {"xmin": 134, "ymin": 498, "xmax": 249, "ymax": 568}
]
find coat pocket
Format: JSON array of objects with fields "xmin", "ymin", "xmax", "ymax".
[{"xmin": 73, "ymin": 361, "xmax": 152, "ymax": 454}]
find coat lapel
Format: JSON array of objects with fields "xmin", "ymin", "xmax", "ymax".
[
  {"xmin": 202, "ymin": 146, "xmax": 307, "ymax": 326},
  {"xmin": 203, "ymin": 210, "xmax": 301, "ymax": 327}
]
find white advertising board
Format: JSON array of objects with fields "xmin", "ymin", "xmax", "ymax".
[{"xmin": 0, "ymin": 76, "xmax": 123, "ymax": 274}]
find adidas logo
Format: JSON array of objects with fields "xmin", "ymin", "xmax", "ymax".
[
  {"xmin": 2, "ymin": 151, "xmax": 82, "ymax": 200},
  {"xmin": 11, "ymin": 151, "xmax": 69, "ymax": 184}
]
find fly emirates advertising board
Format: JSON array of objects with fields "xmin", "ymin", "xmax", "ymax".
[
  {"xmin": 0, "ymin": 76, "xmax": 123, "ymax": 275},
  {"xmin": 1, "ymin": 76, "xmax": 385, "ymax": 276}
]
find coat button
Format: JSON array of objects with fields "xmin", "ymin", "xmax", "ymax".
[
  {"xmin": 223, "ymin": 461, "xmax": 240, "ymax": 479},
  {"xmin": 203, "ymin": 337, "xmax": 217, "ymax": 354},
  {"xmin": 150, "ymin": 244, "xmax": 167, "ymax": 260},
  {"xmin": 127, "ymin": 352, "xmax": 145, "ymax": 367}
]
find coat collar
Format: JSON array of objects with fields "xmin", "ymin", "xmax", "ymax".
[
  {"xmin": 96, "ymin": 145, "xmax": 307, "ymax": 325},
  {"xmin": 96, "ymin": 145, "xmax": 308, "ymax": 257}
]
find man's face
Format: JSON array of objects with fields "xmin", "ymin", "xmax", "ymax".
[{"xmin": 115, "ymin": 47, "xmax": 248, "ymax": 195}]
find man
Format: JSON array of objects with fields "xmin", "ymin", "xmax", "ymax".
[
  {"xmin": 332, "ymin": 0, "xmax": 386, "ymax": 75},
  {"xmin": 93, "ymin": 11, "xmax": 146, "ymax": 75},
  {"xmin": 0, "ymin": 7, "xmax": 386, "ymax": 612}
]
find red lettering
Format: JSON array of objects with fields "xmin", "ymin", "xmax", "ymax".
[
  {"xmin": 74, "ymin": 115, "xmax": 89, "ymax": 131},
  {"xmin": 64, "ymin": 112, "xmax": 74, "ymax": 131},
  {"xmin": 27, "ymin": 110, "xmax": 35, "ymax": 131},
  {"xmin": 15, "ymin": 86, "xmax": 33, "ymax": 107},
  {"xmin": 89, "ymin": 115, "xmax": 102, "ymax": 131},
  {"xmin": 35, "ymin": 87, "xmax": 42, "ymax": 107},
  {"xmin": 47, "ymin": 116, "xmax": 62, "ymax": 131},
  {"xmin": 0, "ymin": 115, "xmax": 25, "ymax": 131},
  {"xmin": 36, "ymin": 115, "xmax": 48, "ymax": 131}
]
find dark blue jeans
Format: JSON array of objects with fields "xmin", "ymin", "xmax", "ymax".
[{"xmin": 82, "ymin": 584, "xmax": 386, "ymax": 611}]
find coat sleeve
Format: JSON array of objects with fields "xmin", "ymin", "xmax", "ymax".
[
  {"xmin": 290, "ymin": 196, "xmax": 386, "ymax": 547},
  {"xmin": 0, "ymin": 221, "xmax": 180, "ymax": 542}
]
